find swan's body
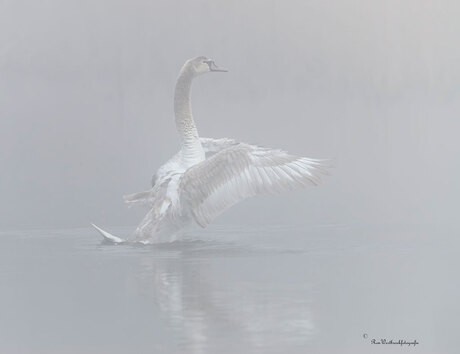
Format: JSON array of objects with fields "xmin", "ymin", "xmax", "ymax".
[{"xmin": 93, "ymin": 56, "xmax": 329, "ymax": 244}]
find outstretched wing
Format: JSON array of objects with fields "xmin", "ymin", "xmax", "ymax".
[
  {"xmin": 200, "ymin": 137, "xmax": 239, "ymax": 158},
  {"xmin": 180, "ymin": 143, "xmax": 330, "ymax": 227},
  {"xmin": 124, "ymin": 138, "xmax": 238, "ymax": 207}
]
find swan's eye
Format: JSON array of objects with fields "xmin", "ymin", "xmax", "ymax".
[{"xmin": 203, "ymin": 60, "xmax": 213, "ymax": 70}]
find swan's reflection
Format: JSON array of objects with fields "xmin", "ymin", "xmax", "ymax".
[{"xmin": 130, "ymin": 241, "xmax": 315, "ymax": 353}]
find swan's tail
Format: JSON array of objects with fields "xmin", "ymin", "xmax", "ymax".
[{"xmin": 91, "ymin": 223, "xmax": 125, "ymax": 244}]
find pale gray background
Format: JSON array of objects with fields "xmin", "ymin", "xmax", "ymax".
[{"xmin": 1, "ymin": 0, "xmax": 459, "ymax": 230}]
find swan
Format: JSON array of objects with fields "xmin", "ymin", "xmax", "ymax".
[{"xmin": 92, "ymin": 56, "xmax": 329, "ymax": 244}]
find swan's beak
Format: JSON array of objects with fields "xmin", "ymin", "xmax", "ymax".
[{"xmin": 209, "ymin": 61, "xmax": 228, "ymax": 72}]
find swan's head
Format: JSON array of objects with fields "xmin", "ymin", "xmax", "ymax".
[{"xmin": 184, "ymin": 56, "xmax": 228, "ymax": 77}]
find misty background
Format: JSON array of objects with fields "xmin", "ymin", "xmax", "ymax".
[{"xmin": 1, "ymin": 0, "xmax": 459, "ymax": 230}]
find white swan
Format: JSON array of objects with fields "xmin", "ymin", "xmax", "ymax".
[{"xmin": 93, "ymin": 56, "xmax": 329, "ymax": 244}]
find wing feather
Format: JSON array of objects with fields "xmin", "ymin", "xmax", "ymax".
[
  {"xmin": 200, "ymin": 137, "xmax": 239, "ymax": 158},
  {"xmin": 180, "ymin": 143, "xmax": 330, "ymax": 227}
]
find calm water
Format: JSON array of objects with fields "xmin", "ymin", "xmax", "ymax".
[{"xmin": 0, "ymin": 224, "xmax": 457, "ymax": 354}]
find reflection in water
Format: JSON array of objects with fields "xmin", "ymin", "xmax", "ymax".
[
  {"xmin": 131, "ymin": 240, "xmax": 314, "ymax": 354},
  {"xmin": 1, "ymin": 224, "xmax": 453, "ymax": 354}
]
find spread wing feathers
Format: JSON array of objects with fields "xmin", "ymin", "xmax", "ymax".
[
  {"xmin": 180, "ymin": 143, "xmax": 330, "ymax": 227},
  {"xmin": 200, "ymin": 137, "xmax": 239, "ymax": 158},
  {"xmin": 123, "ymin": 189, "xmax": 154, "ymax": 208}
]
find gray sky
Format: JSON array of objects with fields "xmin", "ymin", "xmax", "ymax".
[{"xmin": 1, "ymin": 0, "xmax": 459, "ymax": 229}]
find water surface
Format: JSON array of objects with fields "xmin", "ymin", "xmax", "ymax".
[{"xmin": 0, "ymin": 224, "xmax": 457, "ymax": 353}]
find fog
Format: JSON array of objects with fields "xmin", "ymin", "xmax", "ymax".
[
  {"xmin": 1, "ymin": 2, "xmax": 459, "ymax": 353},
  {"xmin": 1, "ymin": 0, "xmax": 459, "ymax": 231}
]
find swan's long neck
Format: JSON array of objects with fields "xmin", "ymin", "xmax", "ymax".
[{"xmin": 174, "ymin": 69, "xmax": 205, "ymax": 166}]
